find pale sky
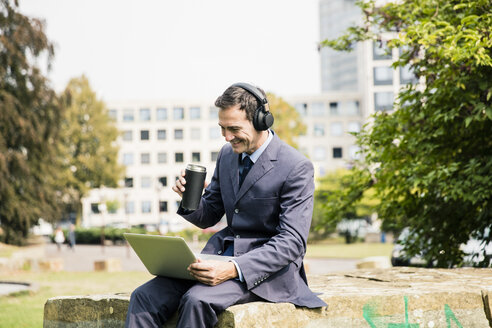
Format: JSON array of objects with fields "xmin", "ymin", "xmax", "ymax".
[{"xmin": 19, "ymin": 0, "xmax": 321, "ymax": 102}]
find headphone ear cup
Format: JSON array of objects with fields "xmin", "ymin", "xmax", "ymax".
[{"xmin": 253, "ymin": 106, "xmax": 274, "ymax": 131}]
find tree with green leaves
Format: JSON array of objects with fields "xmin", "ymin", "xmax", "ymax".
[
  {"xmin": 267, "ymin": 92, "xmax": 306, "ymax": 149},
  {"xmin": 0, "ymin": 0, "xmax": 63, "ymax": 245},
  {"xmin": 311, "ymin": 169, "xmax": 378, "ymax": 242},
  {"xmin": 320, "ymin": 0, "xmax": 492, "ymax": 267},
  {"xmin": 58, "ymin": 75, "xmax": 124, "ymax": 224}
]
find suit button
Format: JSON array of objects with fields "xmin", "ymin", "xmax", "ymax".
[{"xmin": 234, "ymin": 208, "xmax": 239, "ymax": 214}]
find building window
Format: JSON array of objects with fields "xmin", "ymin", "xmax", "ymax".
[
  {"xmin": 400, "ymin": 65, "xmax": 417, "ymax": 84},
  {"xmin": 330, "ymin": 122, "xmax": 343, "ymax": 136},
  {"xmin": 211, "ymin": 151, "xmax": 219, "ymax": 162},
  {"xmin": 348, "ymin": 122, "xmax": 361, "ymax": 133},
  {"xmin": 174, "ymin": 129, "xmax": 184, "ymax": 140},
  {"xmin": 374, "ymin": 66, "xmax": 393, "ymax": 85},
  {"xmin": 313, "ymin": 147, "xmax": 326, "ymax": 161},
  {"xmin": 313, "ymin": 124, "xmax": 325, "ymax": 137},
  {"xmin": 349, "ymin": 145, "xmax": 360, "ymax": 160},
  {"xmin": 124, "ymin": 177, "xmax": 133, "ymax": 188},
  {"xmin": 345, "ymin": 101, "xmax": 360, "ymax": 116},
  {"xmin": 190, "ymin": 107, "xmax": 201, "ymax": 120},
  {"xmin": 122, "ymin": 130, "xmax": 133, "ymax": 141},
  {"xmin": 141, "ymin": 153, "xmax": 150, "ymax": 164},
  {"xmin": 123, "ymin": 153, "xmax": 134, "ymax": 165},
  {"xmin": 157, "ymin": 152, "xmax": 167, "ymax": 164},
  {"xmin": 373, "ymin": 40, "xmax": 392, "ymax": 60},
  {"xmin": 139, "ymin": 108, "xmax": 151, "ymax": 121},
  {"xmin": 141, "ymin": 201, "xmax": 152, "ymax": 213},
  {"xmin": 125, "ymin": 201, "xmax": 135, "ymax": 214},
  {"xmin": 173, "ymin": 107, "xmax": 184, "ymax": 120},
  {"xmin": 333, "ymin": 147, "xmax": 343, "ymax": 159},
  {"xmin": 295, "ymin": 103, "xmax": 308, "ymax": 117},
  {"xmin": 123, "ymin": 109, "xmax": 134, "ymax": 122},
  {"xmin": 157, "ymin": 129, "xmax": 167, "ymax": 140},
  {"xmin": 329, "ymin": 102, "xmax": 339, "ymax": 116},
  {"xmin": 141, "ymin": 176, "xmax": 152, "ymax": 188},
  {"xmin": 311, "ymin": 102, "xmax": 326, "ymax": 117},
  {"xmin": 140, "ymin": 130, "xmax": 150, "ymax": 140},
  {"xmin": 192, "ymin": 152, "xmax": 201, "ymax": 162},
  {"xmin": 175, "ymin": 152, "xmax": 184, "ymax": 163},
  {"xmin": 374, "ymin": 92, "xmax": 394, "ymax": 111},
  {"xmin": 91, "ymin": 203, "xmax": 100, "ymax": 214},
  {"xmin": 209, "ymin": 127, "xmax": 221, "ymax": 139},
  {"xmin": 158, "ymin": 176, "xmax": 167, "ymax": 187},
  {"xmin": 209, "ymin": 106, "xmax": 219, "ymax": 119},
  {"xmin": 108, "ymin": 109, "xmax": 117, "ymax": 121},
  {"xmin": 156, "ymin": 107, "xmax": 168, "ymax": 120},
  {"xmin": 159, "ymin": 201, "xmax": 168, "ymax": 212},
  {"xmin": 190, "ymin": 128, "xmax": 201, "ymax": 140}
]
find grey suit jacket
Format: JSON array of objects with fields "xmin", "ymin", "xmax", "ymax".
[{"xmin": 178, "ymin": 132, "xmax": 326, "ymax": 308}]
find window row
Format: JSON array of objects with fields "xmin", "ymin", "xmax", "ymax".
[
  {"xmin": 122, "ymin": 175, "xmax": 187, "ymax": 190},
  {"xmin": 108, "ymin": 106, "xmax": 219, "ymax": 122},
  {"xmin": 91, "ymin": 200, "xmax": 173, "ymax": 214},
  {"xmin": 294, "ymin": 100, "xmax": 360, "ymax": 117},
  {"xmin": 308, "ymin": 145, "xmax": 360, "ymax": 161},
  {"xmin": 122, "ymin": 127, "xmax": 222, "ymax": 142},
  {"xmin": 312, "ymin": 121, "xmax": 361, "ymax": 137},
  {"xmin": 373, "ymin": 66, "xmax": 418, "ymax": 86},
  {"xmin": 122, "ymin": 151, "xmax": 219, "ymax": 166}
]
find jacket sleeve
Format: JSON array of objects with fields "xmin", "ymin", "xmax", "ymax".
[{"xmin": 233, "ymin": 159, "xmax": 315, "ymax": 290}]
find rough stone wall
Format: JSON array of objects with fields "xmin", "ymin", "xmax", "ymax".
[{"xmin": 44, "ymin": 267, "xmax": 492, "ymax": 328}]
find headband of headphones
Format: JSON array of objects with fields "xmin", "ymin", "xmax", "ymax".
[{"xmin": 230, "ymin": 82, "xmax": 274, "ymax": 131}]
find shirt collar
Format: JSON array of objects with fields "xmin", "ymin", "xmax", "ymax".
[{"xmin": 241, "ymin": 129, "xmax": 273, "ymax": 164}]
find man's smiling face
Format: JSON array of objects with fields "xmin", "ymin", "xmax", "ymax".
[{"xmin": 218, "ymin": 104, "xmax": 263, "ymax": 155}]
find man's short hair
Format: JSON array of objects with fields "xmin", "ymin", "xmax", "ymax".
[{"xmin": 215, "ymin": 85, "xmax": 267, "ymax": 122}]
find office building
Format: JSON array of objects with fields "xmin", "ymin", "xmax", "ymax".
[{"xmin": 81, "ymin": 92, "xmax": 364, "ymax": 229}]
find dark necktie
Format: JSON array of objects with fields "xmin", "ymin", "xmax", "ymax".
[{"xmin": 239, "ymin": 156, "xmax": 253, "ymax": 187}]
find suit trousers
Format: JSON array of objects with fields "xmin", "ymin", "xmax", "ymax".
[{"xmin": 125, "ymin": 276, "xmax": 263, "ymax": 328}]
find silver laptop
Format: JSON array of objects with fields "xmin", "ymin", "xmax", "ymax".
[{"xmin": 124, "ymin": 233, "xmax": 233, "ymax": 280}]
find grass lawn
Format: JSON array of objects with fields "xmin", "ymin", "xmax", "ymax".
[
  {"xmin": 306, "ymin": 242, "xmax": 393, "ymax": 259},
  {"xmin": 0, "ymin": 271, "xmax": 152, "ymax": 328}
]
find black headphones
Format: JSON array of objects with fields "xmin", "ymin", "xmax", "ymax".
[{"xmin": 231, "ymin": 82, "xmax": 274, "ymax": 131}]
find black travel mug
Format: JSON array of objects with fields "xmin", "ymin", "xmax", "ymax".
[{"xmin": 181, "ymin": 164, "xmax": 207, "ymax": 211}]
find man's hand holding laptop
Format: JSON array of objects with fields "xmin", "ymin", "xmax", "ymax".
[{"xmin": 188, "ymin": 259, "xmax": 238, "ymax": 286}]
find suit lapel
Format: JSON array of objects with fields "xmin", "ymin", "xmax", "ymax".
[
  {"xmin": 229, "ymin": 152, "xmax": 240, "ymax": 198},
  {"xmin": 235, "ymin": 134, "xmax": 280, "ymax": 202}
]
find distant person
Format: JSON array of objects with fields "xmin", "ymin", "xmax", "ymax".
[
  {"xmin": 54, "ymin": 226, "xmax": 65, "ymax": 251},
  {"xmin": 68, "ymin": 224, "xmax": 76, "ymax": 251},
  {"xmin": 126, "ymin": 83, "xmax": 326, "ymax": 328}
]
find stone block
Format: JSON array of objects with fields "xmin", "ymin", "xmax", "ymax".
[
  {"xmin": 94, "ymin": 258, "xmax": 121, "ymax": 272},
  {"xmin": 356, "ymin": 256, "xmax": 392, "ymax": 269},
  {"xmin": 364, "ymin": 232, "xmax": 381, "ymax": 243},
  {"xmin": 38, "ymin": 258, "xmax": 64, "ymax": 272},
  {"xmin": 44, "ymin": 268, "xmax": 492, "ymax": 328}
]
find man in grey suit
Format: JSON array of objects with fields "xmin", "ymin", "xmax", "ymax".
[{"xmin": 125, "ymin": 83, "xmax": 326, "ymax": 328}]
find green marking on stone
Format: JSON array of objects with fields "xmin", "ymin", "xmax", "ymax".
[
  {"xmin": 362, "ymin": 303, "xmax": 378, "ymax": 328},
  {"xmin": 364, "ymin": 296, "xmax": 419, "ymax": 328},
  {"xmin": 444, "ymin": 304, "xmax": 463, "ymax": 328}
]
